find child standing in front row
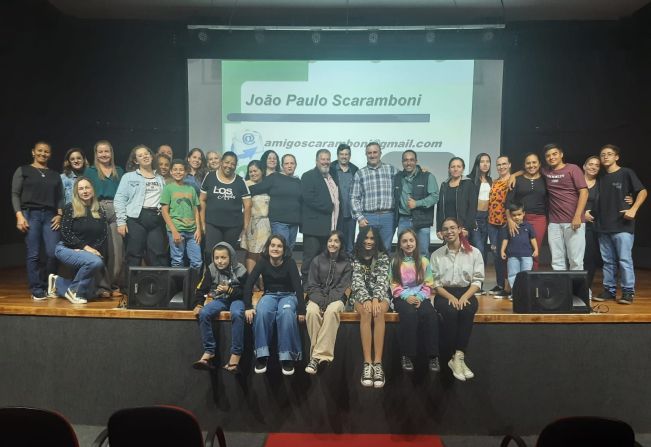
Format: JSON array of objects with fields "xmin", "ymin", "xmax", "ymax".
[
  {"xmin": 501, "ymin": 202, "xmax": 538, "ymax": 295},
  {"xmin": 160, "ymin": 159, "xmax": 202, "ymax": 270}
]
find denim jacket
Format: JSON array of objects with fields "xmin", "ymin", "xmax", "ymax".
[
  {"xmin": 60, "ymin": 172, "xmax": 79, "ymax": 205},
  {"xmin": 114, "ymin": 169, "xmax": 165, "ymax": 226}
]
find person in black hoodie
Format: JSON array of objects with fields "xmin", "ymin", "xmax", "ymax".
[
  {"xmin": 436, "ymin": 157, "xmax": 477, "ymax": 237},
  {"xmin": 244, "ymin": 234, "xmax": 305, "ymax": 376},
  {"xmin": 304, "ymin": 230, "xmax": 352, "ymax": 375},
  {"xmin": 192, "ymin": 242, "xmax": 248, "ymax": 372},
  {"xmin": 330, "ymin": 144, "xmax": 359, "ymax": 255}
]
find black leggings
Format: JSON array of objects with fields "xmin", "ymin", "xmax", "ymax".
[
  {"xmin": 434, "ymin": 286, "xmax": 478, "ymax": 353},
  {"xmin": 205, "ymin": 223, "xmax": 241, "ymax": 261},
  {"xmin": 394, "ymin": 298, "xmax": 439, "ymax": 358},
  {"xmin": 126, "ymin": 209, "xmax": 167, "ymax": 267},
  {"xmin": 585, "ymin": 224, "xmax": 602, "ymax": 289}
]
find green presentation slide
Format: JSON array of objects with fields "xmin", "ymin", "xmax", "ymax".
[{"xmin": 222, "ymin": 60, "xmax": 475, "ymax": 175}]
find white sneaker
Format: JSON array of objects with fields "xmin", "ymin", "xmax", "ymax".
[
  {"xmin": 65, "ymin": 289, "xmax": 87, "ymax": 304},
  {"xmin": 448, "ymin": 352, "xmax": 466, "ymax": 381},
  {"xmin": 47, "ymin": 274, "xmax": 58, "ymax": 298},
  {"xmin": 458, "ymin": 352, "xmax": 474, "ymax": 379}
]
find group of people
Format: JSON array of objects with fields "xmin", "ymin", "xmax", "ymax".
[{"xmin": 11, "ymin": 139, "xmax": 645, "ymax": 384}]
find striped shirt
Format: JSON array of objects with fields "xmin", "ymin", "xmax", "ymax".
[{"xmin": 350, "ymin": 162, "xmax": 398, "ymax": 221}]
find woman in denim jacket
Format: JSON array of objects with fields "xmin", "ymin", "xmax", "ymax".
[{"xmin": 114, "ymin": 145, "xmax": 167, "ymax": 267}]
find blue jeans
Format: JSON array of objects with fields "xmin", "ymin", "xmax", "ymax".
[
  {"xmin": 168, "ymin": 231, "xmax": 202, "ymax": 269},
  {"xmin": 24, "ymin": 209, "xmax": 60, "ymax": 296},
  {"xmin": 270, "ymin": 222, "xmax": 299, "ymax": 251},
  {"xmin": 507, "ymin": 256, "xmax": 534, "ymax": 288},
  {"xmin": 338, "ymin": 216, "xmax": 356, "ymax": 255},
  {"xmin": 54, "ymin": 243, "xmax": 104, "ymax": 298},
  {"xmin": 469, "ymin": 211, "xmax": 489, "ymax": 264},
  {"xmin": 397, "ymin": 216, "xmax": 430, "ymax": 257},
  {"xmin": 599, "ymin": 232, "xmax": 635, "ymax": 294},
  {"xmin": 253, "ymin": 292, "xmax": 302, "ymax": 361},
  {"xmin": 198, "ymin": 299, "xmax": 245, "ymax": 355},
  {"xmin": 488, "ymin": 223, "xmax": 507, "ymax": 289},
  {"xmin": 364, "ymin": 212, "xmax": 395, "ymax": 253}
]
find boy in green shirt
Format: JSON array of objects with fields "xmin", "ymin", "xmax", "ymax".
[{"xmin": 161, "ymin": 160, "xmax": 203, "ymax": 269}]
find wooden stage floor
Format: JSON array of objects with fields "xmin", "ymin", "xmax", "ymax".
[{"xmin": 2, "ymin": 267, "xmax": 651, "ymax": 323}]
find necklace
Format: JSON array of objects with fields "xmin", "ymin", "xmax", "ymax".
[{"xmin": 32, "ymin": 165, "xmax": 47, "ymax": 177}]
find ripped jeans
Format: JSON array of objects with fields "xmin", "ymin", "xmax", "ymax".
[{"xmin": 253, "ymin": 292, "xmax": 303, "ymax": 361}]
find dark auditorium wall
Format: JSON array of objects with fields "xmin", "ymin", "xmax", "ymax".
[{"xmin": 2, "ymin": 1, "xmax": 651, "ymax": 252}]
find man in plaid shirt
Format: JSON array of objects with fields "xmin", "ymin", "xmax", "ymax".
[{"xmin": 351, "ymin": 142, "xmax": 398, "ymax": 252}]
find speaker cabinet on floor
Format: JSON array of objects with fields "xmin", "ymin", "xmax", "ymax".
[
  {"xmin": 512, "ymin": 271, "xmax": 590, "ymax": 314},
  {"xmin": 127, "ymin": 267, "xmax": 195, "ymax": 310}
]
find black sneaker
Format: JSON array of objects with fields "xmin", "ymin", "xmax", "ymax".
[
  {"xmin": 254, "ymin": 357, "xmax": 268, "ymax": 374},
  {"xmin": 593, "ymin": 290, "xmax": 616, "ymax": 302},
  {"xmin": 361, "ymin": 362, "xmax": 374, "ymax": 387},
  {"xmin": 429, "ymin": 356, "xmax": 441, "ymax": 373},
  {"xmin": 373, "ymin": 363, "xmax": 386, "ymax": 388},
  {"xmin": 492, "ymin": 287, "xmax": 508, "ymax": 299},
  {"xmin": 305, "ymin": 358, "xmax": 319, "ymax": 375},
  {"xmin": 400, "ymin": 356, "xmax": 414, "ymax": 372},
  {"xmin": 281, "ymin": 360, "xmax": 295, "ymax": 376},
  {"xmin": 618, "ymin": 292, "xmax": 634, "ymax": 305},
  {"xmin": 488, "ymin": 285, "xmax": 503, "ymax": 295}
]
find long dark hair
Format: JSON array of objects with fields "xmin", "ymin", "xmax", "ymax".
[
  {"xmin": 187, "ymin": 147, "xmax": 208, "ymax": 182},
  {"xmin": 353, "ymin": 226, "xmax": 386, "ymax": 261},
  {"xmin": 468, "ymin": 153, "xmax": 492, "ymax": 186},
  {"xmin": 245, "ymin": 160, "xmax": 265, "ymax": 181},
  {"xmin": 260, "ymin": 150, "xmax": 281, "ymax": 175},
  {"xmin": 62, "ymin": 148, "xmax": 89, "ymax": 176},
  {"xmin": 262, "ymin": 234, "xmax": 291, "ymax": 262},
  {"xmin": 324, "ymin": 230, "xmax": 349, "ymax": 262},
  {"xmin": 392, "ymin": 228, "xmax": 424, "ymax": 285}
]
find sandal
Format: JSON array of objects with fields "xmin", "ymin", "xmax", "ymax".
[
  {"xmin": 192, "ymin": 356, "xmax": 215, "ymax": 370},
  {"xmin": 223, "ymin": 363, "xmax": 241, "ymax": 375}
]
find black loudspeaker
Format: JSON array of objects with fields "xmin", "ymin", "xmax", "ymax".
[
  {"xmin": 512, "ymin": 271, "xmax": 590, "ymax": 314},
  {"xmin": 127, "ymin": 267, "xmax": 195, "ymax": 310}
]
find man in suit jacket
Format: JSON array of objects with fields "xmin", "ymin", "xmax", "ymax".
[{"xmin": 301, "ymin": 149, "xmax": 340, "ymax": 283}]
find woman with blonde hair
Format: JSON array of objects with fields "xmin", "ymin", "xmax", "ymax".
[
  {"xmin": 85, "ymin": 140, "xmax": 125, "ymax": 293},
  {"xmin": 48, "ymin": 177, "xmax": 107, "ymax": 304}
]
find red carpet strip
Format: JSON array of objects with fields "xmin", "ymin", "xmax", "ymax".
[{"xmin": 265, "ymin": 433, "xmax": 443, "ymax": 447}]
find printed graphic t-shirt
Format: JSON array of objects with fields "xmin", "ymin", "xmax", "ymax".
[
  {"xmin": 160, "ymin": 182, "xmax": 199, "ymax": 232},
  {"xmin": 201, "ymin": 172, "xmax": 251, "ymax": 228},
  {"xmin": 542, "ymin": 164, "xmax": 587, "ymax": 224}
]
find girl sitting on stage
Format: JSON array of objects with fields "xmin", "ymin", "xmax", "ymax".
[
  {"xmin": 304, "ymin": 230, "xmax": 352, "ymax": 375},
  {"xmin": 48, "ymin": 177, "xmax": 107, "ymax": 304},
  {"xmin": 244, "ymin": 234, "xmax": 305, "ymax": 376},
  {"xmin": 351, "ymin": 226, "xmax": 391, "ymax": 388},
  {"xmin": 390, "ymin": 228, "xmax": 440, "ymax": 374},
  {"xmin": 431, "ymin": 217, "xmax": 485, "ymax": 382},
  {"xmin": 192, "ymin": 242, "xmax": 247, "ymax": 372}
]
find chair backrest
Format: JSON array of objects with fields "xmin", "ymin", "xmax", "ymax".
[
  {"xmin": 0, "ymin": 406, "xmax": 79, "ymax": 447},
  {"xmin": 536, "ymin": 416, "xmax": 636, "ymax": 446},
  {"xmin": 106, "ymin": 405, "xmax": 204, "ymax": 447}
]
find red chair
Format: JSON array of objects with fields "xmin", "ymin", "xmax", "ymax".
[
  {"xmin": 0, "ymin": 406, "xmax": 79, "ymax": 447},
  {"xmin": 92, "ymin": 405, "xmax": 226, "ymax": 447}
]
